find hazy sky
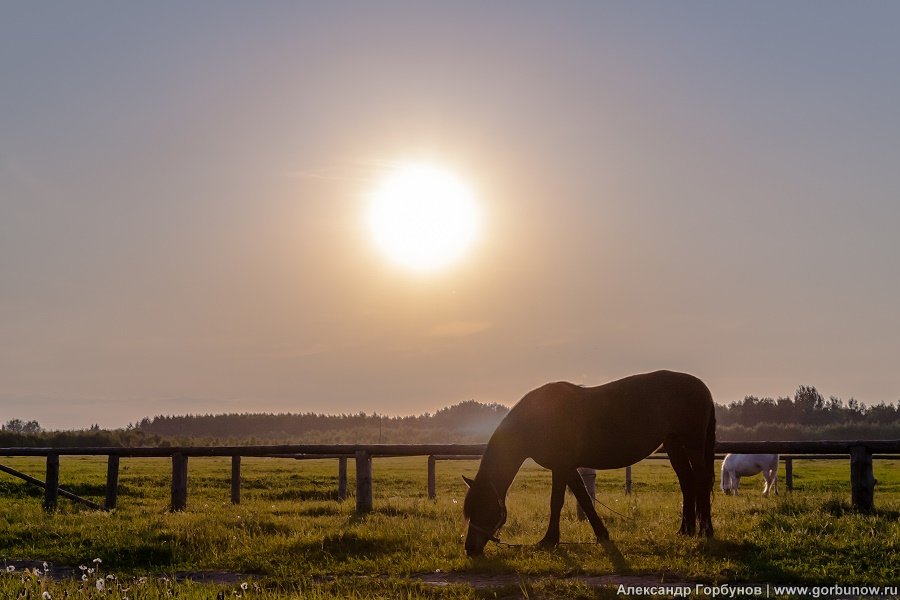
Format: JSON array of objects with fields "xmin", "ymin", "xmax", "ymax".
[{"xmin": 3, "ymin": 3, "xmax": 900, "ymax": 429}]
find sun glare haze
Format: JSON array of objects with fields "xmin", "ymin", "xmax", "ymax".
[
  {"xmin": 3, "ymin": 3, "xmax": 900, "ymax": 429},
  {"xmin": 367, "ymin": 163, "xmax": 482, "ymax": 273}
]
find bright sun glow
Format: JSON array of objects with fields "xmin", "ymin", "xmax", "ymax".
[{"xmin": 367, "ymin": 163, "xmax": 481, "ymax": 272}]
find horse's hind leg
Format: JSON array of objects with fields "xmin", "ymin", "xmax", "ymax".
[
  {"xmin": 665, "ymin": 443, "xmax": 696, "ymax": 535},
  {"xmin": 538, "ymin": 469, "xmax": 567, "ymax": 549},
  {"xmin": 764, "ymin": 469, "xmax": 778, "ymax": 496},
  {"xmin": 566, "ymin": 469, "xmax": 609, "ymax": 541},
  {"xmin": 693, "ymin": 442, "xmax": 714, "ymax": 538}
]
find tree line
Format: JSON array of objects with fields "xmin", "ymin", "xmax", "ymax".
[
  {"xmin": 716, "ymin": 385, "xmax": 900, "ymax": 440},
  {"xmin": 0, "ymin": 400, "xmax": 508, "ymax": 447},
  {"xmin": 2, "ymin": 387, "xmax": 899, "ymax": 447}
]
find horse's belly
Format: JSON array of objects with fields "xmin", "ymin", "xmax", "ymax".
[{"xmin": 581, "ymin": 441, "xmax": 663, "ymax": 470}]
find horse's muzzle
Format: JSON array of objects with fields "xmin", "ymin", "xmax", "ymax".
[{"xmin": 464, "ymin": 531, "xmax": 488, "ymax": 557}]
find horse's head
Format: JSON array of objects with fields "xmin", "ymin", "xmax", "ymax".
[{"xmin": 462, "ymin": 475, "xmax": 507, "ymax": 557}]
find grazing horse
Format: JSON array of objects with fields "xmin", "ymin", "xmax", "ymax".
[
  {"xmin": 462, "ymin": 370, "xmax": 716, "ymax": 557},
  {"xmin": 720, "ymin": 453, "xmax": 778, "ymax": 496}
]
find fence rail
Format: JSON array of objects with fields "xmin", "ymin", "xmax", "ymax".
[{"xmin": 2, "ymin": 441, "xmax": 898, "ymax": 514}]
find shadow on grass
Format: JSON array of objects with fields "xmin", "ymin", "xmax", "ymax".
[
  {"xmin": 290, "ymin": 531, "xmax": 404, "ymax": 562},
  {"xmin": 463, "ymin": 537, "xmax": 631, "ymax": 575},
  {"xmin": 599, "ymin": 539, "xmax": 630, "ymax": 572},
  {"xmin": 0, "ymin": 481, "xmax": 42, "ymax": 498},
  {"xmin": 296, "ymin": 505, "xmax": 342, "ymax": 517},
  {"xmin": 261, "ymin": 488, "xmax": 341, "ymax": 502}
]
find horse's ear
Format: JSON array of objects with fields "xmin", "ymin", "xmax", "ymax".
[{"xmin": 462, "ymin": 475, "xmax": 475, "ymax": 489}]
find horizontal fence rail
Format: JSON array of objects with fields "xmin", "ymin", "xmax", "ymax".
[{"xmin": 2, "ymin": 441, "xmax": 898, "ymax": 514}]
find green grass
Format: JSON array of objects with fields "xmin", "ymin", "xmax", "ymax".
[{"xmin": 1, "ymin": 456, "xmax": 899, "ymax": 598}]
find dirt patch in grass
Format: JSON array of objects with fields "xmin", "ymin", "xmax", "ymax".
[
  {"xmin": 4, "ymin": 558, "xmax": 685, "ymax": 591},
  {"xmin": 415, "ymin": 571, "xmax": 688, "ymax": 590}
]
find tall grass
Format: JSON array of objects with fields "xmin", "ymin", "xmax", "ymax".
[{"xmin": 2, "ymin": 456, "xmax": 898, "ymax": 598}]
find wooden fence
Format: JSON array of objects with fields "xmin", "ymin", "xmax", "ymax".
[{"xmin": 2, "ymin": 441, "xmax": 899, "ymax": 515}]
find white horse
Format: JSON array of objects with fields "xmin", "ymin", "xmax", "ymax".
[{"xmin": 720, "ymin": 454, "xmax": 779, "ymax": 496}]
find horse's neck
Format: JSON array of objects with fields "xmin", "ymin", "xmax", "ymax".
[{"xmin": 478, "ymin": 442, "xmax": 526, "ymax": 498}]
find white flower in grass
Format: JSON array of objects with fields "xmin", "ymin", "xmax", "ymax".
[
  {"xmin": 42, "ymin": 592, "xmax": 52, "ymax": 600},
  {"xmin": 34, "ymin": 568, "xmax": 42, "ymax": 576},
  {"xmin": 43, "ymin": 562, "xmax": 48, "ymax": 571},
  {"xmin": 241, "ymin": 582, "xmax": 248, "ymax": 591},
  {"xmin": 106, "ymin": 573, "xmax": 115, "ymax": 580},
  {"xmin": 5, "ymin": 566, "xmax": 14, "ymax": 572},
  {"xmin": 96, "ymin": 578, "xmax": 104, "ymax": 591},
  {"xmin": 82, "ymin": 574, "xmax": 88, "ymax": 581},
  {"xmin": 88, "ymin": 568, "xmax": 95, "ymax": 575},
  {"xmin": 93, "ymin": 558, "xmax": 102, "ymax": 564},
  {"xmin": 79, "ymin": 565, "xmax": 87, "ymax": 571}
]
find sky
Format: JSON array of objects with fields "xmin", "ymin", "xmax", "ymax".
[{"xmin": 2, "ymin": 3, "xmax": 900, "ymax": 429}]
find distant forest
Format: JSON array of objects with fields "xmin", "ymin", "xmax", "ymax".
[{"xmin": 2, "ymin": 386, "xmax": 900, "ymax": 447}]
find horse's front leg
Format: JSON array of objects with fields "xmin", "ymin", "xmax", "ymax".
[
  {"xmin": 566, "ymin": 470, "xmax": 609, "ymax": 541},
  {"xmin": 537, "ymin": 469, "xmax": 566, "ymax": 549}
]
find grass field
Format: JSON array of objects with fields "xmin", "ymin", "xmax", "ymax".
[{"xmin": 1, "ymin": 455, "xmax": 899, "ymax": 598}]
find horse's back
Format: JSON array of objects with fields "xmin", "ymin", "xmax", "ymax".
[
  {"xmin": 722, "ymin": 453, "xmax": 779, "ymax": 476},
  {"xmin": 502, "ymin": 371, "xmax": 714, "ymax": 469}
]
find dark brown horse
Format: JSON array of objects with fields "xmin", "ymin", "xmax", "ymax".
[{"xmin": 462, "ymin": 370, "xmax": 715, "ymax": 556}]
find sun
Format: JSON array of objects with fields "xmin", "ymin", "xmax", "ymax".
[{"xmin": 367, "ymin": 163, "xmax": 481, "ymax": 272}]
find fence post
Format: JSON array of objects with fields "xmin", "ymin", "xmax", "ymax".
[
  {"xmin": 576, "ymin": 468, "xmax": 596, "ymax": 520},
  {"xmin": 171, "ymin": 453, "xmax": 188, "ymax": 512},
  {"xmin": 338, "ymin": 456, "xmax": 348, "ymax": 501},
  {"xmin": 427, "ymin": 455, "xmax": 437, "ymax": 500},
  {"xmin": 625, "ymin": 465, "xmax": 632, "ymax": 495},
  {"xmin": 784, "ymin": 457, "xmax": 793, "ymax": 492},
  {"xmin": 850, "ymin": 446, "xmax": 874, "ymax": 513},
  {"xmin": 43, "ymin": 453, "xmax": 60, "ymax": 512},
  {"xmin": 231, "ymin": 456, "xmax": 241, "ymax": 505},
  {"xmin": 355, "ymin": 450, "xmax": 373, "ymax": 513},
  {"xmin": 104, "ymin": 455, "xmax": 120, "ymax": 511}
]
